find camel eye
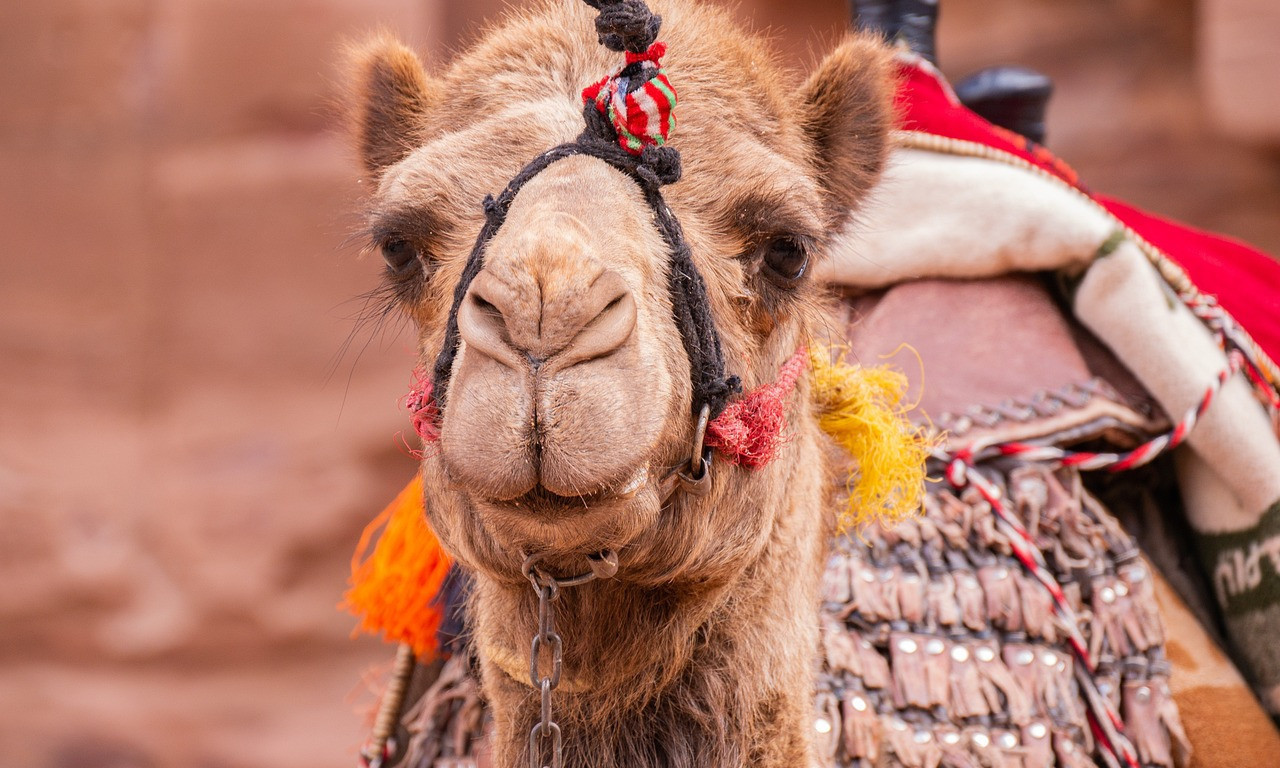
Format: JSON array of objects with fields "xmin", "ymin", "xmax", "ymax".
[
  {"xmin": 760, "ymin": 236, "xmax": 809, "ymax": 285},
  {"xmin": 381, "ymin": 239, "xmax": 420, "ymax": 275}
]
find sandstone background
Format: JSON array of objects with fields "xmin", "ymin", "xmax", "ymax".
[{"xmin": 1, "ymin": 1, "xmax": 1276, "ymax": 766}]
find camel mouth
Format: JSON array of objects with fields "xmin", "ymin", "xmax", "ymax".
[
  {"xmin": 492, "ymin": 465, "xmax": 650, "ymax": 516},
  {"xmin": 458, "ymin": 463, "xmax": 663, "ymax": 557}
]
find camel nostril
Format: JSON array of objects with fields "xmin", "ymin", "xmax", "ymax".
[
  {"xmin": 472, "ymin": 293, "xmax": 501, "ymax": 316},
  {"xmin": 457, "ymin": 267, "xmax": 636, "ymax": 372},
  {"xmin": 558, "ymin": 281, "xmax": 637, "ymax": 368},
  {"xmin": 456, "ymin": 280, "xmax": 526, "ymax": 371}
]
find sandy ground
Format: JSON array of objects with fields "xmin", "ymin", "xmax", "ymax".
[{"xmin": 0, "ymin": 0, "xmax": 1275, "ymax": 766}]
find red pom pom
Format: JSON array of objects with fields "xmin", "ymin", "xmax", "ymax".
[
  {"xmin": 705, "ymin": 347, "xmax": 808, "ymax": 468},
  {"xmin": 404, "ymin": 368, "xmax": 441, "ymax": 443}
]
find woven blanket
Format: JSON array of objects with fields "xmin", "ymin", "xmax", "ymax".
[{"xmin": 889, "ymin": 58, "xmax": 1280, "ymax": 366}]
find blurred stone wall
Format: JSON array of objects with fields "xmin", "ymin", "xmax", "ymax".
[
  {"xmin": 1201, "ymin": 0, "xmax": 1280, "ymax": 143},
  {"xmin": 0, "ymin": 1, "xmax": 1275, "ymax": 767},
  {"xmin": 1, "ymin": 3, "xmax": 445, "ymax": 767}
]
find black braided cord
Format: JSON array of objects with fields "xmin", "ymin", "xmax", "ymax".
[
  {"xmin": 583, "ymin": 0, "xmax": 662, "ymax": 53},
  {"xmin": 429, "ymin": 0, "xmax": 739, "ymax": 420}
]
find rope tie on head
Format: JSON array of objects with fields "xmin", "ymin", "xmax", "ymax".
[{"xmin": 584, "ymin": 0, "xmax": 662, "ymax": 53}]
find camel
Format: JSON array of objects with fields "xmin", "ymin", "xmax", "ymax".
[
  {"xmin": 341, "ymin": 1, "xmax": 1280, "ymax": 766},
  {"xmin": 347, "ymin": 2, "xmax": 892, "ymax": 766}
]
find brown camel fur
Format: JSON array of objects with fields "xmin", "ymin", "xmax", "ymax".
[{"xmin": 344, "ymin": 2, "xmax": 894, "ymax": 766}]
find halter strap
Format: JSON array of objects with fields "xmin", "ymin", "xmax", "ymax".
[{"xmin": 427, "ymin": 4, "xmax": 739, "ymax": 422}]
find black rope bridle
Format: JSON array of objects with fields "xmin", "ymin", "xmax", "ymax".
[
  {"xmin": 362, "ymin": 8, "xmax": 810, "ymax": 767},
  {"xmin": 421, "ymin": 5, "xmax": 740, "ymax": 767},
  {"xmin": 427, "ymin": 0, "xmax": 739, "ymax": 423}
]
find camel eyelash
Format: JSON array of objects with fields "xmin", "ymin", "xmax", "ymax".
[
  {"xmin": 729, "ymin": 192, "xmax": 821, "ymax": 244},
  {"xmin": 364, "ymin": 205, "xmax": 443, "ymax": 255}
]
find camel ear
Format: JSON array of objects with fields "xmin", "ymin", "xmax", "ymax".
[
  {"xmin": 798, "ymin": 35, "xmax": 897, "ymax": 222},
  {"xmin": 345, "ymin": 35, "xmax": 439, "ymax": 175}
]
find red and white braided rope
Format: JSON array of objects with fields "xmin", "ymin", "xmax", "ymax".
[
  {"xmin": 1184, "ymin": 294, "xmax": 1280, "ymax": 411},
  {"xmin": 944, "ymin": 462, "xmax": 1140, "ymax": 768},
  {"xmin": 989, "ymin": 351, "xmax": 1242, "ymax": 472},
  {"xmin": 936, "ymin": 352, "xmax": 1244, "ymax": 768},
  {"xmin": 942, "ymin": 351, "xmax": 1243, "ymax": 478}
]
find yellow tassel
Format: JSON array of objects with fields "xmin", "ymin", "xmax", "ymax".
[
  {"xmin": 343, "ymin": 474, "xmax": 453, "ymax": 657},
  {"xmin": 809, "ymin": 346, "xmax": 935, "ymax": 531}
]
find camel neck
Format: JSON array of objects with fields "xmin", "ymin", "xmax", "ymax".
[{"xmin": 468, "ymin": 445, "xmax": 831, "ymax": 768}]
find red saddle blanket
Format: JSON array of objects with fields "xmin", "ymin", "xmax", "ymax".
[{"xmin": 895, "ymin": 60, "xmax": 1280, "ymax": 365}]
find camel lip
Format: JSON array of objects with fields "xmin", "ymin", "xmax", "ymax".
[
  {"xmin": 462, "ymin": 465, "xmax": 664, "ymax": 567},
  {"xmin": 482, "ymin": 466, "xmax": 649, "ymax": 516}
]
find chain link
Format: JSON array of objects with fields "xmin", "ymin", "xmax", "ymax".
[
  {"xmin": 522, "ymin": 550, "xmax": 617, "ymax": 768},
  {"xmin": 528, "ymin": 580, "xmax": 564, "ymax": 768}
]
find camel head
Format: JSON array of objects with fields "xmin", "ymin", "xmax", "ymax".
[{"xmin": 346, "ymin": 0, "xmax": 894, "ymax": 587}]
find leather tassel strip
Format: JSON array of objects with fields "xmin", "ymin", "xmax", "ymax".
[
  {"xmin": 943, "ymin": 352, "xmax": 1242, "ymax": 474},
  {"xmin": 946, "ymin": 463, "xmax": 1141, "ymax": 768},
  {"xmin": 401, "ymin": 654, "xmax": 487, "ymax": 768},
  {"xmin": 816, "ymin": 450, "xmax": 1186, "ymax": 768}
]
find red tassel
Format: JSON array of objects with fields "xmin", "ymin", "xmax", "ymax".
[{"xmin": 705, "ymin": 346, "xmax": 809, "ymax": 468}]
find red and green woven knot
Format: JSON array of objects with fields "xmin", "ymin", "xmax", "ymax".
[{"xmin": 582, "ymin": 42, "xmax": 677, "ymax": 154}]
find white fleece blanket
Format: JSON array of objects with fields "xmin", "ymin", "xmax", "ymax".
[{"xmin": 825, "ymin": 146, "xmax": 1280, "ymax": 531}]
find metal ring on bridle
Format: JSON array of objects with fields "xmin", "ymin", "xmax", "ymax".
[
  {"xmin": 521, "ymin": 549, "xmax": 620, "ymax": 591},
  {"xmin": 689, "ymin": 403, "xmax": 710, "ymax": 477}
]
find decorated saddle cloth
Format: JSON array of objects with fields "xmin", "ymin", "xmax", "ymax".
[
  {"xmin": 823, "ymin": 55, "xmax": 1280, "ymax": 728},
  {"xmin": 357, "ymin": 57, "xmax": 1280, "ymax": 768}
]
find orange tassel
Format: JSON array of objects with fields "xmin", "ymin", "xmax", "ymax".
[{"xmin": 343, "ymin": 474, "xmax": 453, "ymax": 657}]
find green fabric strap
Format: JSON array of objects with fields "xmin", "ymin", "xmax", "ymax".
[{"xmin": 1196, "ymin": 499, "xmax": 1280, "ymax": 617}]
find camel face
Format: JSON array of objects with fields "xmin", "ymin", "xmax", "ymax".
[
  {"xmin": 435, "ymin": 155, "xmax": 683, "ymax": 556},
  {"xmin": 347, "ymin": 1, "xmax": 894, "ymax": 578}
]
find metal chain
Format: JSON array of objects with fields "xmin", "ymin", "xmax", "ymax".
[
  {"xmin": 527, "ymin": 579, "xmax": 563, "ymax": 768},
  {"xmin": 521, "ymin": 550, "xmax": 618, "ymax": 768}
]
